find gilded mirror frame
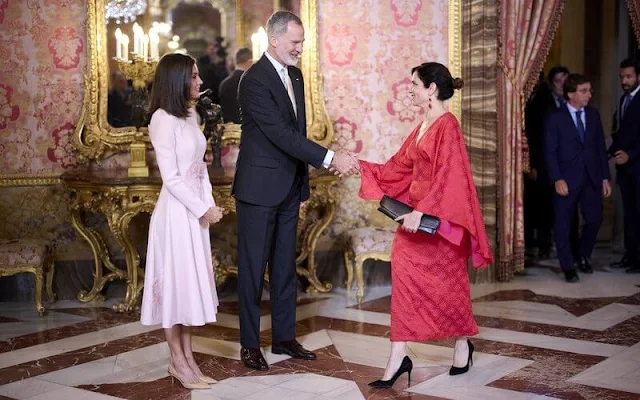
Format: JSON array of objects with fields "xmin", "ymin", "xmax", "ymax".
[{"xmin": 74, "ymin": 0, "xmax": 335, "ymax": 162}]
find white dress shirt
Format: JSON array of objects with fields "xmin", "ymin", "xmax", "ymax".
[
  {"xmin": 566, "ymin": 102, "xmax": 586, "ymax": 131},
  {"xmin": 263, "ymin": 51, "xmax": 334, "ymax": 168}
]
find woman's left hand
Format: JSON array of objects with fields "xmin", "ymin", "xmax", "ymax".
[{"xmin": 395, "ymin": 210, "xmax": 423, "ymax": 233}]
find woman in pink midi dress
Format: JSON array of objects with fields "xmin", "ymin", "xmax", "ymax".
[{"xmin": 140, "ymin": 54, "xmax": 224, "ymax": 390}]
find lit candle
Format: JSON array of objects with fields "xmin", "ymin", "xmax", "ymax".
[
  {"xmin": 122, "ymin": 34, "xmax": 129, "ymax": 61},
  {"xmin": 133, "ymin": 22, "xmax": 141, "ymax": 56},
  {"xmin": 149, "ymin": 28, "xmax": 159, "ymax": 60},
  {"xmin": 143, "ymin": 34, "xmax": 149, "ymax": 61},
  {"xmin": 115, "ymin": 28, "xmax": 122, "ymax": 60}
]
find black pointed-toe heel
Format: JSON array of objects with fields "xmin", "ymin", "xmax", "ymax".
[
  {"xmin": 368, "ymin": 356, "xmax": 413, "ymax": 388},
  {"xmin": 449, "ymin": 340, "xmax": 474, "ymax": 376}
]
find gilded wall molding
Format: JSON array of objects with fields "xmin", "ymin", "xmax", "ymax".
[
  {"xmin": 74, "ymin": 0, "xmax": 335, "ymax": 162},
  {"xmin": 0, "ymin": 174, "xmax": 62, "ymax": 187},
  {"xmin": 449, "ymin": 0, "xmax": 462, "ymax": 122}
]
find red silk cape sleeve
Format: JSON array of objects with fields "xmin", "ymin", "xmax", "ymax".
[{"xmin": 358, "ymin": 114, "xmax": 493, "ymax": 268}]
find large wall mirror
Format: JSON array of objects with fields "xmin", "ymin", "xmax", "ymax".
[{"xmin": 74, "ymin": 0, "xmax": 334, "ymax": 162}]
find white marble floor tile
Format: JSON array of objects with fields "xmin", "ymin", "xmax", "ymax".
[
  {"xmin": 408, "ymin": 352, "xmax": 533, "ymax": 390},
  {"xmin": 213, "ymin": 313, "xmax": 241, "ymax": 330},
  {"xmin": 38, "ymin": 356, "xmax": 118, "ymax": 386},
  {"xmin": 476, "ymin": 327, "xmax": 627, "ymax": 357},
  {"xmin": 0, "ymin": 309, "xmax": 89, "ymax": 341},
  {"xmin": 192, "ymin": 377, "xmax": 272, "ymax": 399},
  {"xmin": 38, "ymin": 342, "xmax": 172, "ymax": 386},
  {"xmin": 29, "ymin": 387, "xmax": 120, "ymax": 400},
  {"xmin": 277, "ymin": 373, "xmax": 352, "ymax": 395},
  {"xmin": 328, "ymin": 330, "xmax": 390, "ymax": 369},
  {"xmin": 411, "ymin": 385, "xmax": 560, "ymax": 400},
  {"xmin": 568, "ymin": 342, "xmax": 640, "ymax": 394},
  {"xmin": 567, "ymin": 303, "xmax": 640, "ymax": 331},
  {"xmin": 0, "ymin": 377, "xmax": 67, "ymax": 399},
  {"xmin": 26, "ymin": 386, "xmax": 123, "ymax": 400},
  {"xmin": 193, "ymin": 336, "xmax": 242, "ymax": 360},
  {"xmin": 239, "ymin": 385, "xmax": 318, "ymax": 400},
  {"xmin": 320, "ymin": 382, "xmax": 363, "ymax": 398},
  {"xmin": 472, "ymin": 301, "xmax": 577, "ymax": 326},
  {"xmin": 0, "ymin": 321, "xmax": 158, "ymax": 370}
]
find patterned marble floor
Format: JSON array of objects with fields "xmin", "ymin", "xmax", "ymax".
[{"xmin": 0, "ymin": 263, "xmax": 639, "ymax": 400}]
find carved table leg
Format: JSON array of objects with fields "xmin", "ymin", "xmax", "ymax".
[
  {"xmin": 109, "ymin": 211, "xmax": 143, "ymax": 313},
  {"xmin": 70, "ymin": 207, "xmax": 124, "ymax": 303},
  {"xmin": 296, "ymin": 184, "xmax": 336, "ymax": 294}
]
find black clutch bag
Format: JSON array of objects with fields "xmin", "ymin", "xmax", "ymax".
[{"xmin": 378, "ymin": 195, "xmax": 440, "ymax": 234}]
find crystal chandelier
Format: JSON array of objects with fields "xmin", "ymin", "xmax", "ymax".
[{"xmin": 105, "ymin": 0, "xmax": 147, "ymax": 24}]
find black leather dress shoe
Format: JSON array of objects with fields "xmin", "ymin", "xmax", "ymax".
[
  {"xmin": 612, "ymin": 255, "xmax": 635, "ymax": 269},
  {"xmin": 241, "ymin": 347, "xmax": 269, "ymax": 371},
  {"xmin": 626, "ymin": 265, "xmax": 640, "ymax": 274},
  {"xmin": 271, "ymin": 340, "xmax": 317, "ymax": 360},
  {"xmin": 564, "ymin": 270, "xmax": 579, "ymax": 283},
  {"xmin": 577, "ymin": 256, "xmax": 593, "ymax": 274}
]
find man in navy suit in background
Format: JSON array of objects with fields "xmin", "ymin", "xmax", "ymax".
[
  {"xmin": 544, "ymin": 73, "xmax": 612, "ymax": 282},
  {"xmin": 610, "ymin": 59, "xmax": 640, "ymax": 274}
]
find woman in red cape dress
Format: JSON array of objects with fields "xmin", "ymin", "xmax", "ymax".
[{"xmin": 360, "ymin": 63, "xmax": 494, "ymax": 388}]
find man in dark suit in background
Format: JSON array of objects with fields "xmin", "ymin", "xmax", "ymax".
[
  {"xmin": 544, "ymin": 73, "xmax": 612, "ymax": 282},
  {"xmin": 198, "ymin": 41, "xmax": 228, "ymax": 103},
  {"xmin": 610, "ymin": 59, "xmax": 640, "ymax": 274},
  {"xmin": 219, "ymin": 47, "xmax": 253, "ymax": 123},
  {"xmin": 233, "ymin": 10, "xmax": 359, "ymax": 371},
  {"xmin": 107, "ymin": 70, "xmax": 132, "ymax": 127},
  {"xmin": 525, "ymin": 66, "xmax": 571, "ymax": 259}
]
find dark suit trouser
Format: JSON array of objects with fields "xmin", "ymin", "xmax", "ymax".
[
  {"xmin": 236, "ymin": 178, "xmax": 301, "ymax": 348},
  {"xmin": 526, "ymin": 182, "xmax": 578, "ymax": 257},
  {"xmin": 554, "ymin": 183, "xmax": 603, "ymax": 272},
  {"xmin": 618, "ymin": 168, "xmax": 640, "ymax": 262}
]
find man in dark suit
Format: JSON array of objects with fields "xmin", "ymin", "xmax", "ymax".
[
  {"xmin": 525, "ymin": 66, "xmax": 570, "ymax": 259},
  {"xmin": 233, "ymin": 11, "xmax": 359, "ymax": 371},
  {"xmin": 609, "ymin": 59, "xmax": 640, "ymax": 274},
  {"xmin": 219, "ymin": 47, "xmax": 252, "ymax": 123},
  {"xmin": 544, "ymin": 73, "xmax": 612, "ymax": 282},
  {"xmin": 107, "ymin": 71, "xmax": 132, "ymax": 127},
  {"xmin": 198, "ymin": 42, "xmax": 228, "ymax": 104}
]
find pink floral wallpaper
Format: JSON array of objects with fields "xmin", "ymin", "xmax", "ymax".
[
  {"xmin": 0, "ymin": 0, "xmax": 450, "ymax": 260},
  {"xmin": 318, "ymin": 0, "xmax": 449, "ymax": 240},
  {"xmin": 0, "ymin": 0, "xmax": 86, "ymax": 174}
]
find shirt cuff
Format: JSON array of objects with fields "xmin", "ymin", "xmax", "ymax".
[{"xmin": 322, "ymin": 149, "xmax": 334, "ymax": 169}]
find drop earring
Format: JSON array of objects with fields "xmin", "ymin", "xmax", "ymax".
[{"xmin": 428, "ymin": 96, "xmax": 433, "ymax": 109}]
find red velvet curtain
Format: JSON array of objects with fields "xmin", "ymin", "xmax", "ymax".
[{"xmin": 496, "ymin": 0, "xmax": 565, "ymax": 281}]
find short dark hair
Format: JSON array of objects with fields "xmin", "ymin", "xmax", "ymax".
[
  {"xmin": 547, "ymin": 66, "xmax": 569, "ymax": 84},
  {"xmin": 148, "ymin": 53, "xmax": 195, "ymax": 119},
  {"xmin": 411, "ymin": 62, "xmax": 463, "ymax": 101},
  {"xmin": 235, "ymin": 47, "xmax": 252, "ymax": 64},
  {"xmin": 563, "ymin": 73, "xmax": 590, "ymax": 98},
  {"xmin": 620, "ymin": 58, "xmax": 640, "ymax": 75}
]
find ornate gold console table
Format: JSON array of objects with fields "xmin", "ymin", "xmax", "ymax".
[{"xmin": 62, "ymin": 167, "xmax": 338, "ymax": 312}]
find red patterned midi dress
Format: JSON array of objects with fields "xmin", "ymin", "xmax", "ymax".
[{"xmin": 359, "ymin": 113, "xmax": 494, "ymax": 341}]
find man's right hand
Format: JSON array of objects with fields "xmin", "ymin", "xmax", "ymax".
[
  {"xmin": 329, "ymin": 149, "xmax": 360, "ymax": 177},
  {"xmin": 555, "ymin": 179, "xmax": 569, "ymax": 196}
]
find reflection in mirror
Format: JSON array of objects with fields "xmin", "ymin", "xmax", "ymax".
[{"xmin": 106, "ymin": 0, "xmax": 301, "ymax": 129}]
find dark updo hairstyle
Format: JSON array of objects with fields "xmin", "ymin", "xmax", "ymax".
[
  {"xmin": 148, "ymin": 53, "xmax": 196, "ymax": 119},
  {"xmin": 411, "ymin": 62, "xmax": 464, "ymax": 101}
]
